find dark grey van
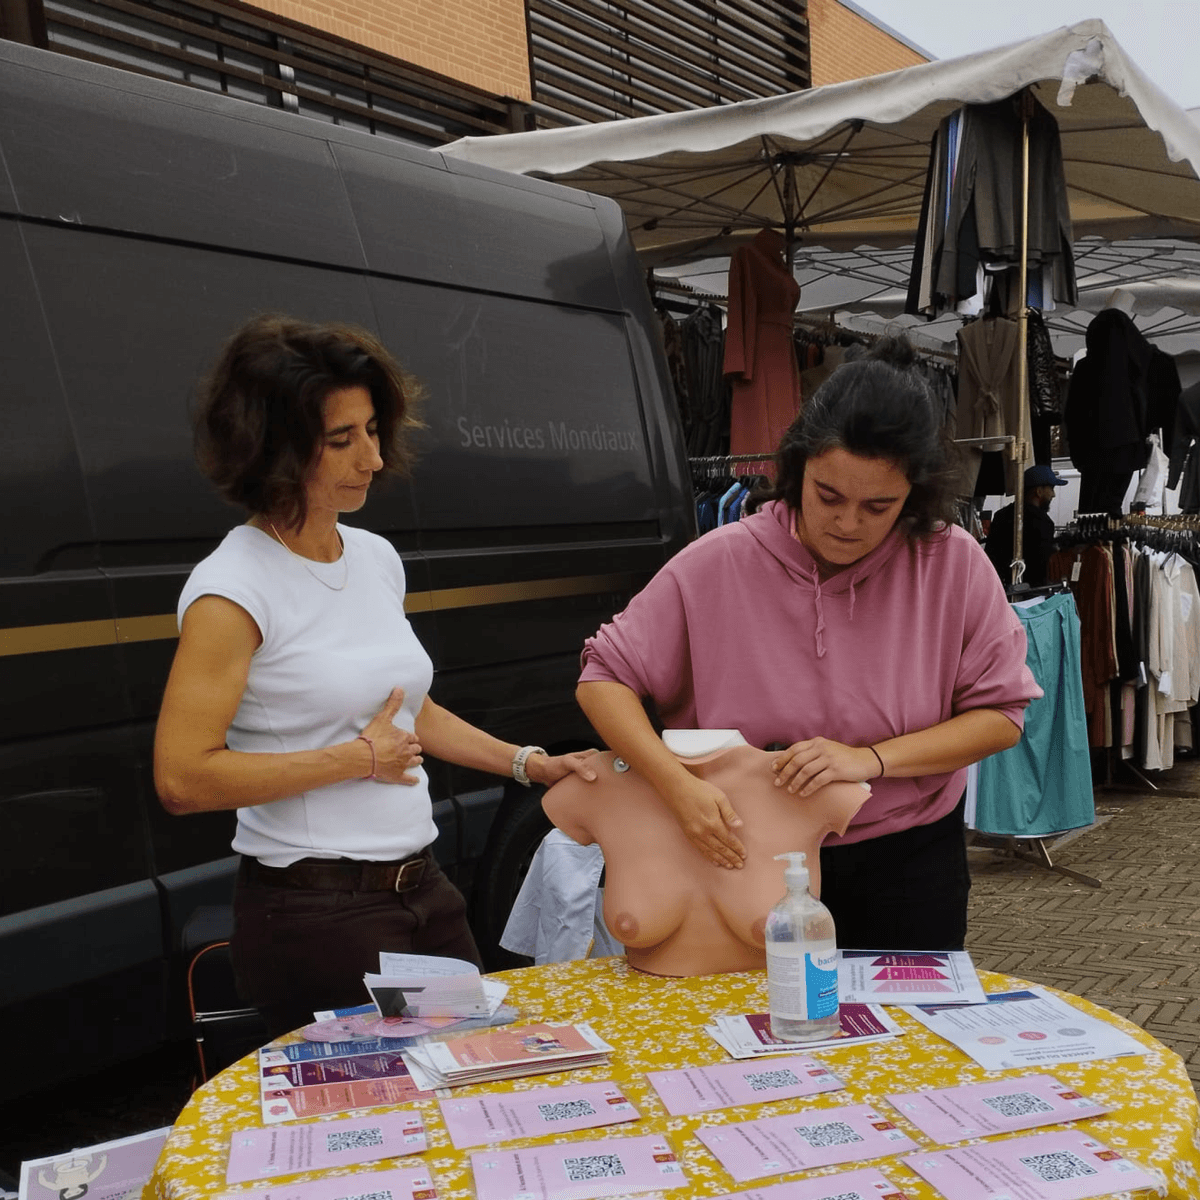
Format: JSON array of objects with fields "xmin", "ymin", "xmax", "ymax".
[{"xmin": 0, "ymin": 41, "xmax": 693, "ymax": 1093}]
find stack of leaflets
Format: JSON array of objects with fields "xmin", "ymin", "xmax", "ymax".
[
  {"xmin": 365, "ymin": 952, "xmax": 508, "ymax": 1019},
  {"xmin": 708, "ymin": 1004, "xmax": 903, "ymax": 1058},
  {"xmin": 258, "ymin": 1041, "xmax": 434, "ymax": 1123},
  {"xmin": 402, "ymin": 1022, "xmax": 613, "ymax": 1089}
]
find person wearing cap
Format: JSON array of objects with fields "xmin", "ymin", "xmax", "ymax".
[{"xmin": 984, "ymin": 463, "xmax": 1066, "ymax": 587}]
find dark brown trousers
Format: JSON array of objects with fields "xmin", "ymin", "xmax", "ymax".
[{"xmin": 230, "ymin": 849, "xmax": 482, "ymax": 1040}]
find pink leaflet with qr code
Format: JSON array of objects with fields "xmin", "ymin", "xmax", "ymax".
[
  {"xmin": 225, "ymin": 1111, "xmax": 426, "ymax": 1184},
  {"xmin": 903, "ymin": 1129, "xmax": 1158, "ymax": 1200},
  {"xmin": 470, "ymin": 1134, "xmax": 686, "ymax": 1200}
]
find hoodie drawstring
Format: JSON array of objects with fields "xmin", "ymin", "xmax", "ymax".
[{"xmin": 812, "ymin": 581, "xmax": 826, "ymax": 659}]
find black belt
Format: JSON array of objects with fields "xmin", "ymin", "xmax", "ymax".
[{"xmin": 243, "ymin": 848, "xmax": 430, "ymax": 893}]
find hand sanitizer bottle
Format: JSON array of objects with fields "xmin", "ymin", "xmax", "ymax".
[{"xmin": 765, "ymin": 851, "xmax": 839, "ymax": 1041}]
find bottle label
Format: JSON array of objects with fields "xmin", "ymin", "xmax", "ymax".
[
  {"xmin": 766, "ymin": 947, "xmax": 838, "ymax": 1021},
  {"xmin": 805, "ymin": 949, "xmax": 838, "ymax": 1019}
]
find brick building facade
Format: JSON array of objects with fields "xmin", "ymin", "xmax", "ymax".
[
  {"xmin": 253, "ymin": 0, "xmax": 533, "ymax": 101},
  {"xmin": 807, "ymin": 0, "xmax": 928, "ymax": 87},
  {"xmin": 0, "ymin": 0, "xmax": 926, "ymax": 145}
]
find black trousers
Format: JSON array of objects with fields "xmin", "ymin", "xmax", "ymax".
[
  {"xmin": 818, "ymin": 797, "xmax": 971, "ymax": 952},
  {"xmin": 230, "ymin": 850, "xmax": 481, "ymax": 1040}
]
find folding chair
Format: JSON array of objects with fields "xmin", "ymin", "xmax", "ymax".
[{"xmin": 181, "ymin": 905, "xmax": 268, "ymax": 1086}]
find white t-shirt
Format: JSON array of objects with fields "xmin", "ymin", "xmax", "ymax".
[{"xmin": 177, "ymin": 523, "xmax": 438, "ymax": 867}]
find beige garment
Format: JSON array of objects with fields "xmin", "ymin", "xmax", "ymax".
[
  {"xmin": 954, "ymin": 317, "xmax": 1022, "ymax": 496},
  {"xmin": 542, "ymin": 745, "xmax": 868, "ymax": 978}
]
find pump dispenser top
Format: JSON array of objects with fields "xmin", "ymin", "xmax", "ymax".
[{"xmin": 775, "ymin": 851, "xmax": 810, "ymax": 891}]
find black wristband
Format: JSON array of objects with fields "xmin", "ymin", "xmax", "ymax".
[{"xmin": 868, "ymin": 745, "xmax": 886, "ymax": 779}]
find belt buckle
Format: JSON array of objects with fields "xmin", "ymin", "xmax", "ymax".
[{"xmin": 393, "ymin": 857, "xmax": 425, "ymax": 893}]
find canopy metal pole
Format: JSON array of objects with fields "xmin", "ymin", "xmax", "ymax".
[{"xmin": 1012, "ymin": 93, "xmax": 1033, "ymax": 587}]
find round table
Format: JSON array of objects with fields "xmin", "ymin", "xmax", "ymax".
[{"xmin": 147, "ymin": 957, "xmax": 1200, "ymax": 1200}]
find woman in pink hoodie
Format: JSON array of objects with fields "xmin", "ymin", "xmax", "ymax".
[{"xmin": 577, "ymin": 338, "xmax": 1040, "ymax": 951}]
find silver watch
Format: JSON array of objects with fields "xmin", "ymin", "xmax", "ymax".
[{"xmin": 512, "ymin": 745, "xmax": 547, "ymax": 787}]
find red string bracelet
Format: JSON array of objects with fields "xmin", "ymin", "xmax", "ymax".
[{"xmin": 356, "ymin": 733, "xmax": 377, "ymax": 780}]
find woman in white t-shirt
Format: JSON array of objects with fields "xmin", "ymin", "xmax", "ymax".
[{"xmin": 153, "ymin": 314, "xmax": 597, "ymax": 1037}]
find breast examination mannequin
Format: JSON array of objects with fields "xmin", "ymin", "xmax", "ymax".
[{"xmin": 541, "ymin": 734, "xmax": 869, "ymax": 977}]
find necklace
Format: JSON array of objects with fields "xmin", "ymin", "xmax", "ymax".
[{"xmin": 268, "ymin": 521, "xmax": 349, "ymax": 591}]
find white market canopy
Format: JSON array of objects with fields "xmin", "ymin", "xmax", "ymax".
[{"xmin": 443, "ymin": 20, "xmax": 1200, "ymax": 264}]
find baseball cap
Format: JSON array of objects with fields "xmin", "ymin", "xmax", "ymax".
[{"xmin": 1024, "ymin": 464, "xmax": 1067, "ymax": 488}]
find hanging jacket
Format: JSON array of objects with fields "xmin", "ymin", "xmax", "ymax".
[
  {"xmin": 933, "ymin": 97, "xmax": 1076, "ymax": 313},
  {"xmin": 1064, "ymin": 308, "xmax": 1154, "ymax": 475}
]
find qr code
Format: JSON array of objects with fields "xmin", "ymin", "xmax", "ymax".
[
  {"xmin": 794, "ymin": 1121, "xmax": 863, "ymax": 1149},
  {"xmin": 745, "ymin": 1068, "xmax": 801, "ymax": 1091},
  {"xmin": 333, "ymin": 1190, "xmax": 392, "ymax": 1200},
  {"xmin": 982, "ymin": 1090, "xmax": 1055, "ymax": 1118},
  {"xmin": 325, "ymin": 1127, "xmax": 385, "ymax": 1153},
  {"xmin": 537, "ymin": 1099, "xmax": 598, "ymax": 1122},
  {"xmin": 1019, "ymin": 1151, "xmax": 1099, "ymax": 1182},
  {"xmin": 563, "ymin": 1154, "xmax": 626, "ymax": 1183}
]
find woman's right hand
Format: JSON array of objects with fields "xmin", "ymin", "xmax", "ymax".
[
  {"xmin": 361, "ymin": 687, "xmax": 424, "ymax": 784},
  {"xmin": 663, "ymin": 774, "xmax": 746, "ymax": 869}
]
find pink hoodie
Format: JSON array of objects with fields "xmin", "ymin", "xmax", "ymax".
[{"xmin": 580, "ymin": 500, "xmax": 1041, "ymax": 844}]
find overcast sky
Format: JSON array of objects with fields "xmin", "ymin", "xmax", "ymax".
[{"xmin": 854, "ymin": 2, "xmax": 1200, "ymax": 110}]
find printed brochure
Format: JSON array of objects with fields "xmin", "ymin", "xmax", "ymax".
[
  {"xmin": 709, "ymin": 1168, "xmax": 913, "ymax": 1199},
  {"xmin": 225, "ymin": 1112, "xmax": 427, "ymax": 1184},
  {"xmin": 646, "ymin": 1057, "xmax": 844, "ymax": 1116},
  {"xmin": 695, "ymin": 1104, "xmax": 917, "ymax": 1183},
  {"xmin": 708, "ymin": 1004, "xmax": 903, "ymax": 1059},
  {"xmin": 215, "ymin": 1166, "xmax": 437, "ymax": 1200},
  {"xmin": 838, "ymin": 950, "xmax": 988, "ymax": 1005},
  {"xmin": 470, "ymin": 1133, "xmax": 687, "ymax": 1200},
  {"xmin": 19, "ymin": 1127, "xmax": 171, "ymax": 1200},
  {"xmin": 438, "ymin": 1081, "xmax": 639, "ymax": 1148},
  {"xmin": 364, "ymin": 953, "xmax": 489, "ymax": 1018},
  {"xmin": 402, "ymin": 1022, "xmax": 612, "ymax": 1089},
  {"xmin": 908, "ymin": 988, "xmax": 1146, "ymax": 1070},
  {"xmin": 261, "ymin": 1075, "xmax": 434, "ymax": 1123},
  {"xmin": 902, "ymin": 1128, "xmax": 1159, "ymax": 1199},
  {"xmin": 885, "ymin": 1073, "xmax": 1111, "ymax": 1142}
]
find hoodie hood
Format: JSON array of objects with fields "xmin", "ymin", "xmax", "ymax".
[{"xmin": 743, "ymin": 499, "xmax": 910, "ymax": 658}]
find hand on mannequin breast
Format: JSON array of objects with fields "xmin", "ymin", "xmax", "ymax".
[{"xmin": 541, "ymin": 743, "xmax": 869, "ymax": 977}]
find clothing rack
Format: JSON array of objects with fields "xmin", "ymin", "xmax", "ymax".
[
  {"xmin": 1050, "ymin": 513, "xmax": 1200, "ymax": 794},
  {"xmin": 689, "ymin": 453, "xmax": 774, "ymax": 466},
  {"xmin": 793, "ymin": 312, "xmax": 960, "ymax": 365}
]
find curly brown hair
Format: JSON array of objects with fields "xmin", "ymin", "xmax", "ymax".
[{"xmin": 194, "ymin": 313, "xmax": 425, "ymax": 528}]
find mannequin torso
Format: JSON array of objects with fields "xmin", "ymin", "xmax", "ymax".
[{"xmin": 541, "ymin": 744, "xmax": 869, "ymax": 977}]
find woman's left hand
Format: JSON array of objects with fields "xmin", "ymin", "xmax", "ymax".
[
  {"xmin": 772, "ymin": 737, "xmax": 878, "ymax": 797},
  {"xmin": 526, "ymin": 749, "xmax": 600, "ymax": 787}
]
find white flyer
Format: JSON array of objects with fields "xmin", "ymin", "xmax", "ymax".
[
  {"xmin": 907, "ymin": 987, "xmax": 1145, "ymax": 1070},
  {"xmin": 837, "ymin": 950, "xmax": 988, "ymax": 1005}
]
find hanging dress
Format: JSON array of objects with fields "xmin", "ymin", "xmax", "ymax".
[
  {"xmin": 722, "ymin": 228, "xmax": 801, "ymax": 459},
  {"xmin": 973, "ymin": 592, "xmax": 1093, "ymax": 837}
]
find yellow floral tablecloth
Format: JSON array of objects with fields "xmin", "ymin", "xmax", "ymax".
[{"xmin": 147, "ymin": 958, "xmax": 1199, "ymax": 1200}]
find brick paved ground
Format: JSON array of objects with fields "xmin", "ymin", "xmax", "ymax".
[{"xmin": 966, "ymin": 755, "xmax": 1200, "ymax": 1095}]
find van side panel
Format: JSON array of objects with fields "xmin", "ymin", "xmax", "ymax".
[
  {"xmin": 0, "ymin": 51, "xmax": 366, "ymax": 266},
  {"xmin": 0, "ymin": 39, "xmax": 693, "ymax": 1089},
  {"xmin": 335, "ymin": 143, "xmax": 621, "ymax": 307}
]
